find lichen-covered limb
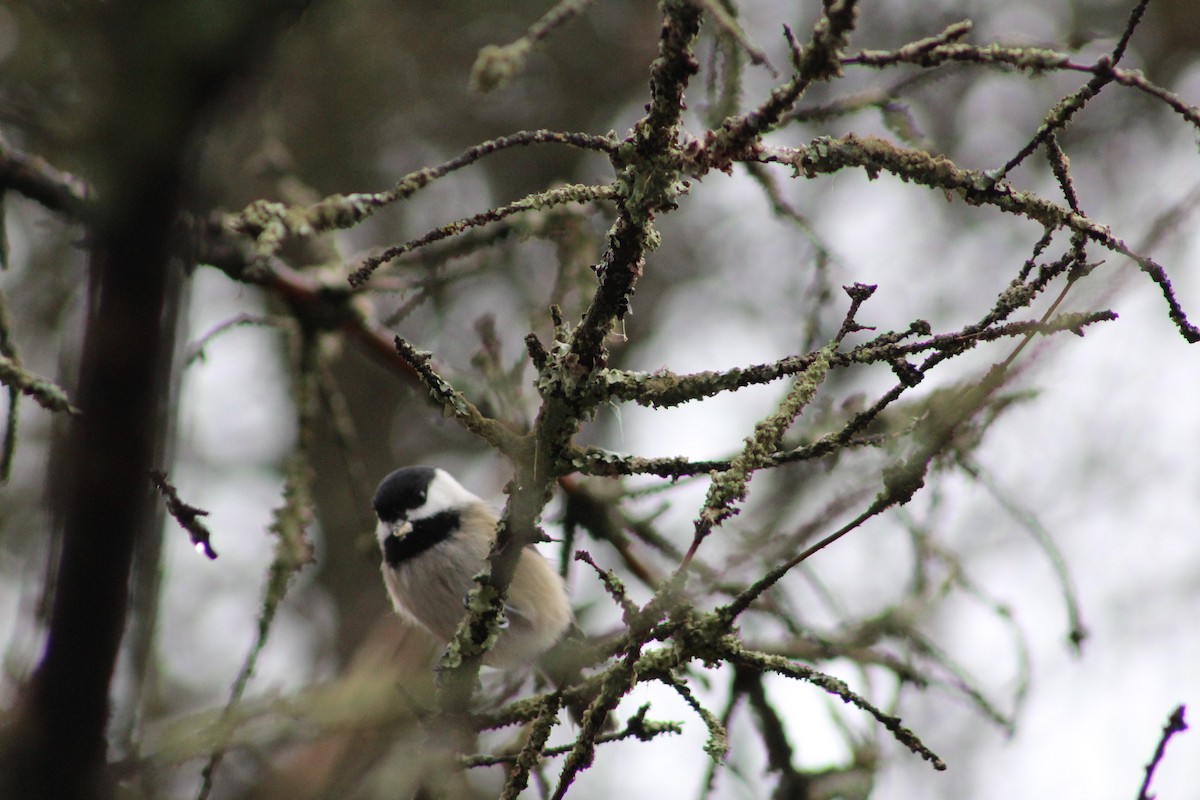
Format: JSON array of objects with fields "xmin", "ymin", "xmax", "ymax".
[
  {"xmin": 551, "ymin": 650, "xmax": 644, "ymax": 800},
  {"xmin": 843, "ymin": 4, "xmax": 1198, "ymax": 132},
  {"xmin": 599, "ymin": 350, "xmax": 828, "ymax": 409},
  {"xmin": 199, "ymin": 331, "xmax": 320, "ymax": 798},
  {"xmin": 992, "ymin": 2, "xmax": 1148, "ymax": 180},
  {"xmin": 0, "ymin": 354, "xmax": 80, "ymax": 415},
  {"xmin": 391, "ymin": 336, "xmax": 521, "ymax": 454},
  {"xmin": 761, "ymin": 136, "xmax": 1198, "ymax": 342},
  {"xmin": 846, "ymin": 39, "xmax": 1072, "ymax": 71},
  {"xmin": 224, "ymin": 130, "xmax": 617, "ymax": 260},
  {"xmin": 566, "ymin": 432, "xmax": 890, "ymax": 479},
  {"xmin": 847, "ymin": 36, "xmax": 1200, "ymax": 160},
  {"xmin": 718, "ymin": 366, "xmax": 1019, "ymax": 630},
  {"xmin": 0, "ymin": 308, "xmax": 81, "ymax": 479},
  {"xmin": 348, "ymin": 182, "xmax": 620, "ymax": 286},
  {"xmin": 689, "ymin": 344, "xmax": 836, "ymax": 555},
  {"xmin": 602, "ymin": 605, "xmax": 943, "ymax": 772},
  {"xmin": 1102, "ymin": 65, "xmax": 1200, "ymax": 130},
  {"xmin": 566, "ymin": 0, "xmax": 702, "ymax": 370},
  {"xmin": 462, "ymin": 705, "xmax": 681, "ymax": 767},
  {"xmin": 472, "ymin": 0, "xmax": 597, "ymax": 93},
  {"xmin": 709, "ymin": 0, "xmax": 861, "ymax": 162},
  {"xmin": 564, "ymin": 309, "xmax": 1113, "ymax": 480},
  {"xmin": 725, "ymin": 643, "xmax": 946, "ymax": 771},
  {"xmin": 0, "ymin": 132, "xmax": 92, "ymax": 219}
]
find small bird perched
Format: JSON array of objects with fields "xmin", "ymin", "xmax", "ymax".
[{"xmin": 372, "ymin": 465, "xmax": 574, "ymax": 669}]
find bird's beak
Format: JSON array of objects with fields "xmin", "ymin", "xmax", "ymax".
[{"xmin": 376, "ymin": 519, "xmax": 413, "ymax": 543}]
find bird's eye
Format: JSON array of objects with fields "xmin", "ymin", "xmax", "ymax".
[{"xmin": 417, "ymin": 490, "xmax": 427, "ymax": 504}]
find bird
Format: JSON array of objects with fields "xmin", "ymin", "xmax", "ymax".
[{"xmin": 372, "ymin": 465, "xmax": 575, "ymax": 670}]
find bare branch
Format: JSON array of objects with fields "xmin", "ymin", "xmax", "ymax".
[
  {"xmin": 150, "ymin": 471, "xmax": 218, "ymax": 560},
  {"xmin": 1137, "ymin": 705, "xmax": 1188, "ymax": 800}
]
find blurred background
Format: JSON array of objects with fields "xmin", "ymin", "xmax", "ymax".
[{"xmin": 0, "ymin": 0, "xmax": 1198, "ymax": 797}]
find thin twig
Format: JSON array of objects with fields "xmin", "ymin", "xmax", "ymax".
[
  {"xmin": 472, "ymin": 0, "xmax": 598, "ymax": 92},
  {"xmin": 1137, "ymin": 705, "xmax": 1188, "ymax": 800},
  {"xmin": 150, "ymin": 471, "xmax": 218, "ymax": 560}
]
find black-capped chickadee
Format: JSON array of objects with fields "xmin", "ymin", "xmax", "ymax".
[{"xmin": 372, "ymin": 465, "xmax": 574, "ymax": 670}]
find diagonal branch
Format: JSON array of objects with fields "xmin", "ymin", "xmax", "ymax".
[
  {"xmin": 708, "ymin": 0, "xmax": 861, "ymax": 164},
  {"xmin": 762, "ymin": 135, "xmax": 1198, "ymax": 342}
]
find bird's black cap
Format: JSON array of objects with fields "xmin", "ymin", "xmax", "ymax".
[{"xmin": 372, "ymin": 465, "xmax": 436, "ymax": 523}]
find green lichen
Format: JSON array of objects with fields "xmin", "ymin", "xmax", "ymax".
[
  {"xmin": 0, "ymin": 354, "xmax": 80, "ymax": 415},
  {"xmin": 698, "ymin": 342, "xmax": 835, "ymax": 531},
  {"xmin": 470, "ymin": 42, "xmax": 531, "ymax": 93}
]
